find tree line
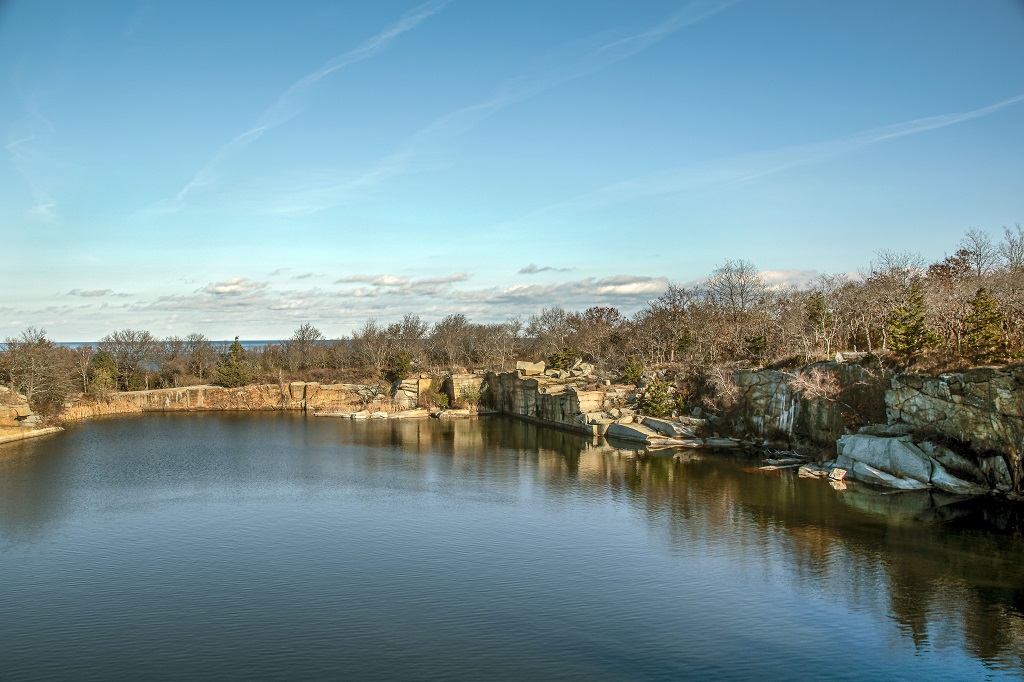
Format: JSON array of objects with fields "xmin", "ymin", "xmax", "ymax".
[{"xmin": 3, "ymin": 224, "xmax": 1021, "ymax": 414}]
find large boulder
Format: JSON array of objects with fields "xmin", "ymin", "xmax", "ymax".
[
  {"xmin": 516, "ymin": 361, "xmax": 546, "ymax": 376},
  {"xmin": 838, "ymin": 434, "xmax": 932, "ymax": 483},
  {"xmin": 851, "ymin": 461, "xmax": 930, "ymax": 490},
  {"xmin": 606, "ymin": 422, "xmax": 660, "ymax": 444},
  {"xmin": 930, "ymin": 461, "xmax": 990, "ymax": 496}
]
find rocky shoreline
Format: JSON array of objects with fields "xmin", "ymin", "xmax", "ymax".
[
  {"xmin": 0, "ymin": 386, "xmax": 64, "ymax": 445},
  {"xmin": 8, "ymin": 355, "xmax": 1023, "ymax": 500}
]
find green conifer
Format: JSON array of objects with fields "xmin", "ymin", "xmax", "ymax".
[
  {"xmin": 886, "ymin": 280, "xmax": 936, "ymax": 359},
  {"xmin": 963, "ymin": 287, "xmax": 1005, "ymax": 362},
  {"xmin": 216, "ymin": 336, "xmax": 253, "ymax": 388}
]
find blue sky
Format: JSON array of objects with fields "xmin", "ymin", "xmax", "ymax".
[{"xmin": 2, "ymin": 0, "xmax": 1023, "ymax": 340}]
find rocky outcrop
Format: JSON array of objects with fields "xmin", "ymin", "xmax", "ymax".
[
  {"xmin": 392, "ymin": 377, "xmax": 436, "ymax": 409},
  {"xmin": 728, "ymin": 361, "xmax": 880, "ymax": 446},
  {"xmin": 824, "ymin": 433, "xmax": 990, "ymax": 496},
  {"xmin": 482, "ymin": 370, "xmax": 728, "ymax": 448},
  {"xmin": 60, "ymin": 382, "xmax": 373, "ymax": 420},
  {"xmin": 0, "ymin": 386, "xmax": 42, "ymax": 429},
  {"xmin": 443, "ymin": 374, "xmax": 488, "ymax": 407},
  {"xmin": 724, "ymin": 360, "xmax": 1024, "ymax": 496},
  {"xmin": 0, "ymin": 386, "xmax": 62, "ymax": 443},
  {"xmin": 484, "ymin": 371, "xmax": 605, "ymax": 435},
  {"xmin": 886, "ymin": 368, "xmax": 1024, "ymax": 493}
]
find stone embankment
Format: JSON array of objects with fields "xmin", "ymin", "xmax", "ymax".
[
  {"xmin": 60, "ymin": 382, "xmax": 368, "ymax": 420},
  {"xmin": 58, "ymin": 374, "xmax": 496, "ymax": 422},
  {"xmin": 0, "ymin": 386, "xmax": 63, "ymax": 444},
  {"xmin": 727, "ymin": 357, "xmax": 1024, "ymax": 497},
  {"xmin": 24, "ymin": 353, "xmax": 1024, "ymax": 498},
  {"xmin": 483, "ymin": 361, "xmax": 741, "ymax": 450},
  {"xmin": 483, "ymin": 356, "xmax": 1023, "ymax": 498}
]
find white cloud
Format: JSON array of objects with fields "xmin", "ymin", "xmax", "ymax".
[
  {"xmin": 759, "ymin": 269, "xmax": 819, "ymax": 289},
  {"xmin": 202, "ymin": 277, "xmax": 269, "ymax": 295},
  {"xmin": 519, "ymin": 263, "xmax": 574, "ymax": 274},
  {"xmin": 67, "ymin": 289, "xmax": 114, "ymax": 297}
]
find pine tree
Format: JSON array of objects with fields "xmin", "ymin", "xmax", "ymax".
[
  {"xmin": 886, "ymin": 280, "xmax": 936, "ymax": 359},
  {"xmin": 638, "ymin": 377, "xmax": 674, "ymax": 418},
  {"xmin": 216, "ymin": 337, "xmax": 252, "ymax": 388},
  {"xmin": 963, "ymin": 287, "xmax": 1005, "ymax": 362}
]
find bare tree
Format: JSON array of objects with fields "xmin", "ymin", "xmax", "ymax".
[
  {"xmin": 2, "ymin": 327, "xmax": 74, "ymax": 410},
  {"xmin": 387, "ymin": 314, "xmax": 429, "ymax": 367},
  {"xmin": 959, "ymin": 227, "xmax": 998, "ymax": 279},
  {"xmin": 73, "ymin": 344, "xmax": 93, "ymax": 393},
  {"xmin": 567, "ymin": 306, "xmax": 623, "ymax": 368},
  {"xmin": 705, "ymin": 259, "xmax": 765, "ymax": 323},
  {"xmin": 184, "ymin": 333, "xmax": 217, "ymax": 381},
  {"xmin": 428, "ymin": 314, "xmax": 472, "ymax": 369},
  {"xmin": 286, "ymin": 323, "xmax": 326, "ymax": 370},
  {"xmin": 861, "ymin": 250, "xmax": 925, "ymax": 350},
  {"xmin": 352, "ymin": 320, "xmax": 392, "ymax": 374},
  {"xmin": 806, "ymin": 274, "xmax": 854, "ymax": 358},
  {"xmin": 97, "ymin": 329, "xmax": 158, "ymax": 390},
  {"xmin": 999, "ymin": 223, "xmax": 1024, "ymax": 272},
  {"xmin": 525, "ymin": 307, "xmax": 571, "ymax": 358}
]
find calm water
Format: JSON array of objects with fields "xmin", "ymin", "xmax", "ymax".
[{"xmin": 1, "ymin": 414, "xmax": 1022, "ymax": 681}]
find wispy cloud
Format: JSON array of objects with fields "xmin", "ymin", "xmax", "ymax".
[
  {"xmin": 202, "ymin": 277, "xmax": 269, "ymax": 295},
  {"xmin": 262, "ymin": 0, "xmax": 737, "ymax": 214},
  {"xmin": 333, "ymin": 272, "xmax": 468, "ymax": 295},
  {"xmin": 6, "ymin": 91, "xmax": 60, "ymax": 221},
  {"xmin": 510, "ymin": 92, "xmax": 1024, "ymax": 225},
  {"xmin": 758, "ymin": 269, "xmax": 819, "ymax": 289},
  {"xmin": 173, "ymin": 0, "xmax": 449, "ymax": 204},
  {"xmin": 519, "ymin": 263, "xmax": 574, "ymax": 275},
  {"xmin": 116, "ymin": 271, "xmax": 668, "ymax": 336},
  {"xmin": 67, "ymin": 288, "xmax": 121, "ymax": 298}
]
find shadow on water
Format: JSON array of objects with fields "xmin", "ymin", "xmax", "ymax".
[
  {"xmin": 1, "ymin": 412, "xmax": 1022, "ymax": 674},
  {"xmin": 468, "ymin": 417, "xmax": 1024, "ymax": 670}
]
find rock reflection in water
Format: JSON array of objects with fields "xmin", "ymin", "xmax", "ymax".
[
  {"xmin": 0, "ymin": 413, "xmax": 1021, "ymax": 678},
  {"xmin": 479, "ymin": 421, "xmax": 1024, "ymax": 671}
]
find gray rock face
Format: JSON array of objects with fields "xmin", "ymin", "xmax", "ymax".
[
  {"xmin": 887, "ymin": 368, "xmax": 1024, "ymax": 493},
  {"xmin": 917, "ymin": 442, "xmax": 986, "ymax": 484},
  {"xmin": 641, "ymin": 416, "xmax": 697, "ymax": 438},
  {"xmin": 606, "ymin": 422, "xmax": 660, "ymax": 443},
  {"xmin": 851, "ymin": 461, "xmax": 930, "ymax": 490},
  {"xmin": 726, "ymin": 362, "xmax": 868, "ymax": 446},
  {"xmin": 838, "ymin": 434, "xmax": 932, "ymax": 483},
  {"xmin": 835, "ymin": 433, "xmax": 990, "ymax": 495},
  {"xmin": 930, "ymin": 461, "xmax": 990, "ymax": 496},
  {"xmin": 980, "ymin": 456, "xmax": 1014, "ymax": 493}
]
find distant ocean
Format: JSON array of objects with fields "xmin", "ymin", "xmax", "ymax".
[{"xmin": 57, "ymin": 340, "xmax": 282, "ymax": 350}]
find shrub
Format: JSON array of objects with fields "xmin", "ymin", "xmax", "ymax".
[
  {"xmin": 457, "ymin": 386, "xmax": 481, "ymax": 408},
  {"xmin": 547, "ymin": 347, "xmax": 579, "ymax": 371},
  {"xmin": 384, "ymin": 351, "xmax": 412, "ymax": 382},
  {"xmin": 638, "ymin": 377, "xmax": 673, "ymax": 418},
  {"xmin": 622, "ymin": 357, "xmax": 643, "ymax": 385}
]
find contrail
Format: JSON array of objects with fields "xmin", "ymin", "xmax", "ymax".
[{"xmin": 176, "ymin": 0, "xmax": 450, "ymax": 202}]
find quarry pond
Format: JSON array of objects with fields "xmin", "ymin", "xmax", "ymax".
[{"xmin": 1, "ymin": 413, "xmax": 1022, "ymax": 680}]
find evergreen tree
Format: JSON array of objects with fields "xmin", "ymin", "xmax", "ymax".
[
  {"xmin": 622, "ymin": 356, "xmax": 643, "ymax": 385},
  {"xmin": 216, "ymin": 337, "xmax": 252, "ymax": 388},
  {"xmin": 384, "ymin": 351, "xmax": 411, "ymax": 382},
  {"xmin": 963, "ymin": 287, "xmax": 1005, "ymax": 362},
  {"xmin": 638, "ymin": 377, "xmax": 674, "ymax": 418},
  {"xmin": 886, "ymin": 280, "xmax": 936, "ymax": 359}
]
